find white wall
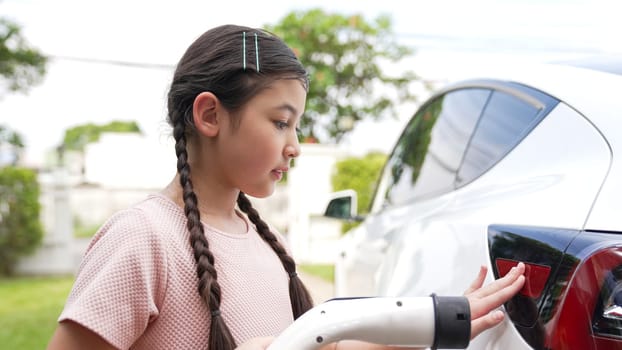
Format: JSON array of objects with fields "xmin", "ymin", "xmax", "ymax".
[
  {"xmin": 287, "ymin": 143, "xmax": 351, "ymax": 263},
  {"xmin": 19, "ymin": 137, "xmax": 352, "ymax": 275},
  {"xmin": 84, "ymin": 133, "xmax": 177, "ymax": 189}
]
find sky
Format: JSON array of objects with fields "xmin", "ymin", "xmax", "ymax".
[{"xmin": 1, "ymin": 0, "xmax": 621, "ymax": 166}]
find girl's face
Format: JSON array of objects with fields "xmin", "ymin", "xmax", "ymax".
[{"xmin": 215, "ymin": 78, "xmax": 306, "ymax": 198}]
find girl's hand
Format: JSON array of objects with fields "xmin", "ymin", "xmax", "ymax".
[
  {"xmin": 235, "ymin": 336, "xmax": 275, "ymax": 350},
  {"xmin": 464, "ymin": 262, "xmax": 526, "ymax": 339}
]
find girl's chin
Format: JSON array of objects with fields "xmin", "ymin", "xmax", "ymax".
[{"xmin": 241, "ymin": 184, "xmax": 276, "ymax": 199}]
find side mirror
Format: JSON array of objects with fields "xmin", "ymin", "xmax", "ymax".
[{"xmin": 324, "ymin": 190, "xmax": 364, "ymax": 222}]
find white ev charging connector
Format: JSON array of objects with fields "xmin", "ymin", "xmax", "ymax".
[{"xmin": 267, "ymin": 295, "xmax": 471, "ymax": 350}]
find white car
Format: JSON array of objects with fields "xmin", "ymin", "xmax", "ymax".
[{"xmin": 324, "ymin": 57, "xmax": 622, "ymax": 349}]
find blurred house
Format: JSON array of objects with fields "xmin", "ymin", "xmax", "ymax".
[
  {"xmin": 17, "ymin": 132, "xmax": 176, "ymax": 274},
  {"xmin": 287, "ymin": 143, "xmax": 350, "ymax": 263},
  {"xmin": 18, "ymin": 132, "xmax": 350, "ymax": 274},
  {"xmin": 83, "ymin": 133, "xmax": 176, "ymax": 189}
]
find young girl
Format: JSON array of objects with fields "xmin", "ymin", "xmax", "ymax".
[{"xmin": 47, "ymin": 24, "xmax": 525, "ymax": 350}]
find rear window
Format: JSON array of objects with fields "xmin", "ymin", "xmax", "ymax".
[
  {"xmin": 381, "ymin": 88, "xmax": 490, "ymax": 206},
  {"xmin": 456, "ymin": 89, "xmax": 549, "ymax": 186}
]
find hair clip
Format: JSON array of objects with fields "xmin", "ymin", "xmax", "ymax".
[
  {"xmin": 254, "ymin": 33, "xmax": 260, "ymax": 72},
  {"xmin": 242, "ymin": 32, "xmax": 247, "ymax": 70}
]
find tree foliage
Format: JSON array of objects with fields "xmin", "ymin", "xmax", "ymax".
[
  {"xmin": 266, "ymin": 9, "xmax": 418, "ymax": 143},
  {"xmin": 0, "ymin": 18, "xmax": 47, "ymax": 94},
  {"xmin": 0, "ymin": 124, "xmax": 24, "ymax": 148},
  {"xmin": 331, "ymin": 152, "xmax": 387, "ymax": 233},
  {"xmin": 62, "ymin": 120, "xmax": 142, "ymax": 151},
  {"xmin": 0, "ymin": 124, "xmax": 24, "ymax": 165},
  {"xmin": 0, "ymin": 166, "xmax": 43, "ymax": 275}
]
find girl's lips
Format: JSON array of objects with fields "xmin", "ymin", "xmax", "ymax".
[
  {"xmin": 272, "ymin": 166, "xmax": 289, "ymax": 181},
  {"xmin": 271, "ymin": 169, "xmax": 284, "ymax": 181}
]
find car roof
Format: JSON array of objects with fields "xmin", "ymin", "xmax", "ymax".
[
  {"xmin": 440, "ymin": 56, "xmax": 622, "ymax": 149},
  {"xmin": 553, "ymin": 55, "xmax": 622, "ymax": 76}
]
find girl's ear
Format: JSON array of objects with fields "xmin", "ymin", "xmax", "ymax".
[{"xmin": 192, "ymin": 92, "xmax": 221, "ymax": 137}]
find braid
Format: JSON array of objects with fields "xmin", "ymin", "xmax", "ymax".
[
  {"xmin": 237, "ymin": 192, "xmax": 314, "ymax": 318},
  {"xmin": 173, "ymin": 118, "xmax": 236, "ymax": 350}
]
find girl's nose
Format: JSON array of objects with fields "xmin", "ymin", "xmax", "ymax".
[{"xmin": 284, "ymin": 134, "xmax": 301, "ymax": 159}]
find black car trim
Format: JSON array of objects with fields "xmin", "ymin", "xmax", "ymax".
[{"xmin": 489, "ymin": 224, "xmax": 622, "ymax": 349}]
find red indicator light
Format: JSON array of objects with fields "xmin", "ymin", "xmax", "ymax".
[{"xmin": 496, "ymin": 258, "xmax": 551, "ymax": 298}]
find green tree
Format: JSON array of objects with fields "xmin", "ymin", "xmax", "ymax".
[
  {"xmin": 267, "ymin": 9, "xmax": 418, "ymax": 143},
  {"xmin": 0, "ymin": 18, "xmax": 47, "ymax": 94},
  {"xmin": 62, "ymin": 120, "xmax": 142, "ymax": 152},
  {"xmin": 0, "ymin": 166, "xmax": 43, "ymax": 275},
  {"xmin": 0, "ymin": 124, "xmax": 24, "ymax": 165},
  {"xmin": 331, "ymin": 152, "xmax": 387, "ymax": 233}
]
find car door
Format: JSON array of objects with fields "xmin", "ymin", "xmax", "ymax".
[{"xmin": 335, "ymin": 86, "xmax": 491, "ymax": 297}]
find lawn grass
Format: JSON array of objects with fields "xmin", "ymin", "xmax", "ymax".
[
  {"xmin": 0, "ymin": 276, "xmax": 74, "ymax": 349},
  {"xmin": 299, "ymin": 263, "xmax": 334, "ymax": 283},
  {"xmin": 0, "ymin": 267, "xmax": 330, "ymax": 349}
]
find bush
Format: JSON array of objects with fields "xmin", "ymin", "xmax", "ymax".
[
  {"xmin": 73, "ymin": 216, "xmax": 101, "ymax": 238},
  {"xmin": 331, "ymin": 152, "xmax": 387, "ymax": 233},
  {"xmin": 0, "ymin": 167, "xmax": 43, "ymax": 275}
]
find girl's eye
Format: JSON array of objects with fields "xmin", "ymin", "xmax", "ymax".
[{"xmin": 274, "ymin": 121, "xmax": 289, "ymax": 130}]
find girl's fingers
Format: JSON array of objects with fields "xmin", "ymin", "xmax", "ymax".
[
  {"xmin": 255, "ymin": 337, "xmax": 275, "ymax": 347},
  {"xmin": 470, "ymin": 310, "xmax": 505, "ymax": 339},
  {"xmin": 465, "ymin": 262, "xmax": 526, "ymax": 339},
  {"xmin": 235, "ymin": 337, "xmax": 275, "ymax": 350},
  {"xmin": 464, "ymin": 265, "xmax": 488, "ymax": 294},
  {"xmin": 470, "ymin": 274, "xmax": 525, "ymax": 319},
  {"xmin": 468, "ymin": 262, "xmax": 525, "ymax": 299},
  {"xmin": 468, "ymin": 262, "xmax": 525, "ymax": 320}
]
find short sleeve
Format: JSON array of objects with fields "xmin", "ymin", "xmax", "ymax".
[{"xmin": 59, "ymin": 208, "xmax": 168, "ymax": 350}]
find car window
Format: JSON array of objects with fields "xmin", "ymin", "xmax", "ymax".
[
  {"xmin": 456, "ymin": 90, "xmax": 542, "ymax": 186},
  {"xmin": 377, "ymin": 88, "xmax": 490, "ymax": 208}
]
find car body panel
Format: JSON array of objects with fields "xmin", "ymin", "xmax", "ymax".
[
  {"xmin": 331, "ymin": 61, "xmax": 622, "ymax": 349},
  {"xmin": 339, "ymin": 100, "xmax": 610, "ymax": 296}
]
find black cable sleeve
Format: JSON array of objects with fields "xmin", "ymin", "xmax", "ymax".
[{"xmin": 430, "ymin": 294, "xmax": 471, "ymax": 349}]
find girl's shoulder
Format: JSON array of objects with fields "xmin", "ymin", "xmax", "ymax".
[
  {"xmin": 85, "ymin": 194, "xmax": 186, "ymax": 255},
  {"xmin": 132, "ymin": 193, "xmax": 186, "ymax": 227}
]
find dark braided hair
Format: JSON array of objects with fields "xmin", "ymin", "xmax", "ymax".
[
  {"xmin": 166, "ymin": 24, "xmax": 313, "ymax": 349},
  {"xmin": 236, "ymin": 192, "xmax": 313, "ymax": 318}
]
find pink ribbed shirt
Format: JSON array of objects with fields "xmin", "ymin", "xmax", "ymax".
[{"xmin": 59, "ymin": 194, "xmax": 294, "ymax": 349}]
